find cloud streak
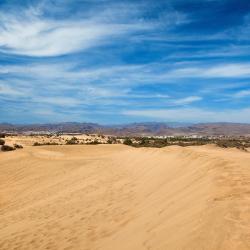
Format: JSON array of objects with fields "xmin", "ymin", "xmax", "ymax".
[
  {"xmin": 123, "ymin": 107, "xmax": 250, "ymax": 123},
  {"xmin": 0, "ymin": 19, "xmax": 146, "ymax": 57},
  {"xmin": 169, "ymin": 64, "xmax": 250, "ymax": 78},
  {"xmin": 170, "ymin": 96, "xmax": 202, "ymax": 105},
  {"xmin": 0, "ymin": 0, "xmax": 189, "ymax": 57}
]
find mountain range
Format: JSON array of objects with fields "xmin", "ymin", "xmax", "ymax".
[{"xmin": 1, "ymin": 122, "xmax": 250, "ymax": 136}]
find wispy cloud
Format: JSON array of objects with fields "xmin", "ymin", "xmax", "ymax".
[
  {"xmin": 168, "ymin": 45, "xmax": 250, "ymax": 59},
  {"xmin": 233, "ymin": 89, "xmax": 250, "ymax": 98},
  {"xmin": 0, "ymin": 3, "xmax": 154, "ymax": 57},
  {"xmin": 123, "ymin": 107, "xmax": 250, "ymax": 123},
  {"xmin": 0, "ymin": 0, "xmax": 189, "ymax": 57},
  {"xmin": 0, "ymin": 20, "xmax": 145, "ymax": 57},
  {"xmin": 169, "ymin": 64, "xmax": 250, "ymax": 78},
  {"xmin": 170, "ymin": 96, "xmax": 202, "ymax": 105},
  {"xmin": 0, "ymin": 84, "xmax": 25, "ymax": 96}
]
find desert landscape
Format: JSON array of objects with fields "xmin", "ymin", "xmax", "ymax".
[
  {"xmin": 1, "ymin": 0, "xmax": 250, "ymax": 249},
  {"xmin": 0, "ymin": 142, "xmax": 250, "ymax": 250}
]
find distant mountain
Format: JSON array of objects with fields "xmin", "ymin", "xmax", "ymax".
[
  {"xmin": 1, "ymin": 122, "xmax": 250, "ymax": 136},
  {"xmin": 181, "ymin": 123, "xmax": 250, "ymax": 136},
  {"xmin": 0, "ymin": 122, "xmax": 103, "ymax": 134}
]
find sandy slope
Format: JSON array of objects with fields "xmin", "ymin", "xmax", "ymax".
[{"xmin": 0, "ymin": 145, "xmax": 249, "ymax": 250}]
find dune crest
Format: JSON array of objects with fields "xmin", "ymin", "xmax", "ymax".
[{"xmin": 0, "ymin": 145, "xmax": 249, "ymax": 250}]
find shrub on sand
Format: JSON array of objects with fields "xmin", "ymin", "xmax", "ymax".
[
  {"xmin": 1, "ymin": 145, "xmax": 16, "ymax": 151},
  {"xmin": 123, "ymin": 138, "xmax": 133, "ymax": 146},
  {"xmin": 33, "ymin": 142, "xmax": 59, "ymax": 146},
  {"xmin": 86, "ymin": 139, "xmax": 99, "ymax": 145},
  {"xmin": 66, "ymin": 137, "xmax": 78, "ymax": 145},
  {"xmin": 107, "ymin": 137, "xmax": 117, "ymax": 144},
  {"xmin": 14, "ymin": 144, "xmax": 23, "ymax": 149}
]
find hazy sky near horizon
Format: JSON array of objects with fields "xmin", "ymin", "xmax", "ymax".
[{"xmin": 1, "ymin": 0, "xmax": 250, "ymax": 124}]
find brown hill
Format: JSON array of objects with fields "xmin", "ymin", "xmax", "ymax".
[{"xmin": 1, "ymin": 122, "xmax": 250, "ymax": 136}]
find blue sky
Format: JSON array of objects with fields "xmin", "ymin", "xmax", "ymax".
[{"xmin": 1, "ymin": 0, "xmax": 250, "ymax": 124}]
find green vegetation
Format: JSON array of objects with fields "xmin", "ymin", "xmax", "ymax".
[
  {"xmin": 123, "ymin": 138, "xmax": 133, "ymax": 146},
  {"xmin": 121, "ymin": 136, "xmax": 250, "ymax": 151},
  {"xmin": 33, "ymin": 142, "xmax": 59, "ymax": 146},
  {"xmin": 14, "ymin": 144, "xmax": 23, "ymax": 149},
  {"xmin": 107, "ymin": 137, "xmax": 117, "ymax": 144},
  {"xmin": 215, "ymin": 139, "xmax": 250, "ymax": 151},
  {"xmin": 1, "ymin": 145, "xmax": 15, "ymax": 151},
  {"xmin": 66, "ymin": 137, "xmax": 78, "ymax": 145},
  {"xmin": 27, "ymin": 134, "xmax": 250, "ymax": 151},
  {"xmin": 86, "ymin": 139, "xmax": 99, "ymax": 145}
]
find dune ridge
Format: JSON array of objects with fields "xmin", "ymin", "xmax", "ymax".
[{"xmin": 0, "ymin": 145, "xmax": 249, "ymax": 250}]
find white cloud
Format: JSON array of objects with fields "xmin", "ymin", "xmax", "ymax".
[
  {"xmin": 0, "ymin": 18, "xmax": 146, "ymax": 57},
  {"xmin": 233, "ymin": 90, "xmax": 250, "ymax": 98},
  {"xmin": 0, "ymin": 0, "xmax": 193, "ymax": 57},
  {"xmin": 3, "ymin": 60, "xmax": 250, "ymax": 93},
  {"xmin": 123, "ymin": 108, "xmax": 250, "ymax": 123},
  {"xmin": 0, "ymin": 62, "xmax": 155, "ymax": 87},
  {"xmin": 168, "ymin": 45, "xmax": 250, "ymax": 59},
  {"xmin": 171, "ymin": 96, "xmax": 202, "ymax": 105},
  {"xmin": 0, "ymin": 4, "xmax": 153, "ymax": 57},
  {"xmin": 205, "ymin": 64, "xmax": 250, "ymax": 77},
  {"xmin": 169, "ymin": 64, "xmax": 250, "ymax": 78},
  {"xmin": 0, "ymin": 84, "xmax": 27, "ymax": 96}
]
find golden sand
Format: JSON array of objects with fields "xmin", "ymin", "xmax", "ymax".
[{"xmin": 0, "ymin": 144, "xmax": 249, "ymax": 250}]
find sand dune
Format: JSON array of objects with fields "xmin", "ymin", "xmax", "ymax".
[{"xmin": 0, "ymin": 145, "xmax": 249, "ymax": 250}]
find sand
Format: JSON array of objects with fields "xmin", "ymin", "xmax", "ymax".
[
  {"xmin": 0, "ymin": 144, "xmax": 249, "ymax": 250},
  {"xmin": 4, "ymin": 134, "xmax": 110, "ymax": 147}
]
